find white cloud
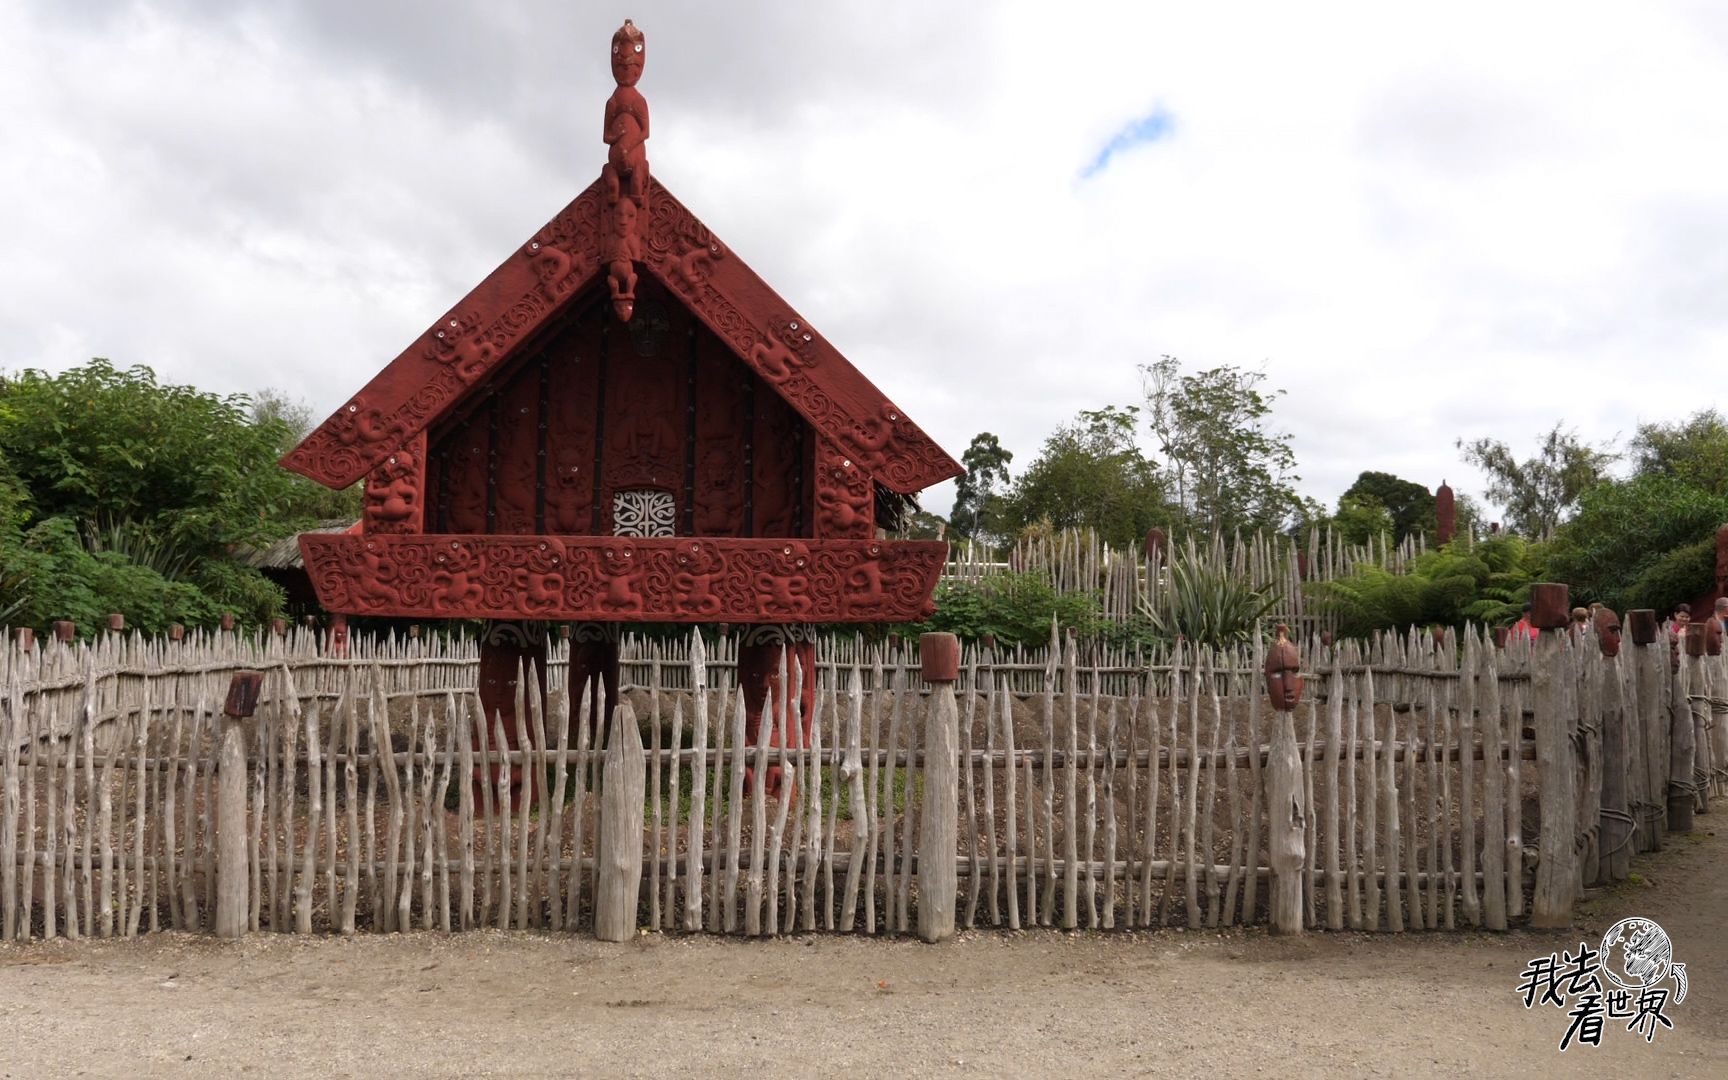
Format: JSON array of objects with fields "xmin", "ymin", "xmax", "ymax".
[{"xmin": 4, "ymin": 0, "xmax": 1725, "ymax": 525}]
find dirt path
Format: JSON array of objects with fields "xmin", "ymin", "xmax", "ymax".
[{"xmin": 2, "ymin": 829, "xmax": 1724, "ymax": 1079}]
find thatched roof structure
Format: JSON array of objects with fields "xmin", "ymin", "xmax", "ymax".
[{"xmin": 234, "ymin": 521, "xmax": 355, "ymax": 571}]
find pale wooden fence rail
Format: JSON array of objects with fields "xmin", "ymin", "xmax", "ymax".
[{"xmin": 0, "ymin": 620, "xmax": 1716, "ymax": 941}]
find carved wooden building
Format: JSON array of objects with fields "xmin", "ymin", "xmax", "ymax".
[{"xmin": 282, "ymin": 20, "xmax": 960, "ymax": 778}]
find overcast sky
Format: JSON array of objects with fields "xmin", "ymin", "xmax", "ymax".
[{"xmin": 5, "ymin": 1, "xmax": 1726, "ymax": 521}]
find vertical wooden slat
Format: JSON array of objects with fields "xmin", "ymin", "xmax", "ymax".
[{"xmin": 684, "ymin": 631, "xmax": 709, "ymax": 932}]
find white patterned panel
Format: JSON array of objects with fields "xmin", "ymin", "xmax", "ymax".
[{"xmin": 612, "ymin": 489, "xmax": 676, "ymax": 538}]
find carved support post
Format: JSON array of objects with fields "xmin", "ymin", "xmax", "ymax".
[
  {"xmin": 216, "ymin": 671, "xmax": 262, "ymax": 940},
  {"xmin": 1529, "ymin": 584, "xmax": 1576, "ymax": 929},
  {"xmin": 1262, "ymin": 625, "xmax": 1306, "ymax": 935},
  {"xmin": 477, "ymin": 621, "xmax": 549, "ymax": 809},
  {"xmin": 52, "ymin": 621, "xmax": 75, "ymax": 643},
  {"xmin": 737, "ymin": 624, "xmax": 816, "ymax": 797},
  {"xmin": 595, "ymin": 701, "xmax": 645, "ymax": 942},
  {"xmin": 327, "ymin": 613, "xmax": 349, "ymax": 659},
  {"xmin": 917, "ymin": 633, "xmax": 960, "ymax": 943},
  {"xmin": 569, "ymin": 622, "xmax": 621, "ymax": 747}
]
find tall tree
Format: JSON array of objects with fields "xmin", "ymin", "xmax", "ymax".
[
  {"xmin": 949, "ymin": 431, "xmax": 1013, "ymax": 542},
  {"xmin": 999, "ymin": 406, "xmax": 1169, "ymax": 548},
  {"xmin": 1338, "ymin": 471, "xmax": 1434, "ymax": 542},
  {"xmin": 1139, "ymin": 355, "xmax": 1301, "ymax": 537},
  {"xmin": 1628, "ymin": 408, "xmax": 1728, "ymax": 492},
  {"xmin": 1456, "ymin": 423, "xmax": 1616, "ymax": 540}
]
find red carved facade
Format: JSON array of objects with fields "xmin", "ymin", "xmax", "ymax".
[{"xmin": 284, "ymin": 21, "xmax": 959, "ymax": 627}]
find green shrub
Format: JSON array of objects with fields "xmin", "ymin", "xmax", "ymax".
[{"xmin": 1621, "ymin": 538, "xmax": 1713, "ymax": 614}]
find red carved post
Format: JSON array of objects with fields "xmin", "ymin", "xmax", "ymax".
[
  {"xmin": 219, "ymin": 612, "xmax": 236, "ymax": 633},
  {"xmin": 52, "ymin": 621, "xmax": 75, "ymax": 642},
  {"xmin": 476, "ymin": 621, "xmax": 549, "ymax": 809},
  {"xmin": 167, "ymin": 623, "xmax": 185, "ymax": 643},
  {"xmin": 270, "ymin": 618, "xmax": 287, "ymax": 637},
  {"xmin": 1143, "ymin": 527, "xmax": 1165, "ymax": 562},
  {"xmin": 327, "ymin": 613, "xmax": 349, "ymax": 659},
  {"xmin": 568, "ymin": 623, "xmax": 621, "ymax": 745},
  {"xmin": 737, "ymin": 625, "xmax": 816, "ymax": 797},
  {"xmin": 13, "ymin": 627, "xmax": 34, "ymax": 652},
  {"xmin": 106, "ymin": 613, "xmax": 124, "ymax": 633},
  {"xmin": 1435, "ymin": 480, "xmax": 1456, "ymax": 546}
]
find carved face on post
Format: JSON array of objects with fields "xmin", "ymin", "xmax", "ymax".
[
  {"xmin": 1263, "ymin": 624, "xmax": 1303, "ymax": 712},
  {"xmin": 611, "ymin": 20, "xmax": 645, "ymax": 87},
  {"xmin": 1595, "ymin": 607, "xmax": 1622, "ymax": 657}
]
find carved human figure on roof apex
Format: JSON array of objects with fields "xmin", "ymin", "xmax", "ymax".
[{"xmin": 604, "ymin": 20, "xmax": 650, "ymax": 209}]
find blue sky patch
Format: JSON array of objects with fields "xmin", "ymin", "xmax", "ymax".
[{"xmin": 1081, "ymin": 106, "xmax": 1176, "ymax": 179}]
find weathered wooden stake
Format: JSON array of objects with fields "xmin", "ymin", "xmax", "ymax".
[
  {"xmin": 1529, "ymin": 585, "xmax": 1576, "ymax": 929},
  {"xmin": 216, "ymin": 670, "xmax": 263, "ymax": 940},
  {"xmin": 595, "ymin": 702, "xmax": 645, "ymax": 942},
  {"xmin": 918, "ymin": 633, "xmax": 960, "ymax": 943}
]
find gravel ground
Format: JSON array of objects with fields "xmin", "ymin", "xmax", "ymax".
[{"xmin": 1, "ymin": 827, "xmax": 1723, "ymax": 1078}]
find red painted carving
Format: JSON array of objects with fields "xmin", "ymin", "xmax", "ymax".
[
  {"xmin": 1436, "ymin": 480, "xmax": 1456, "ymax": 546},
  {"xmin": 299, "ymin": 534, "xmax": 945, "ymax": 623},
  {"xmin": 1263, "ymin": 624, "xmax": 1304, "ymax": 711},
  {"xmin": 602, "ymin": 20, "xmax": 650, "ymax": 323},
  {"xmin": 362, "ymin": 432, "xmax": 426, "ymax": 533},
  {"xmin": 476, "ymin": 621, "xmax": 548, "ymax": 806},
  {"xmin": 738, "ymin": 627, "xmax": 816, "ymax": 798},
  {"xmin": 813, "ymin": 437, "xmax": 873, "ymax": 539},
  {"xmin": 692, "ymin": 332, "xmax": 750, "ymax": 536},
  {"xmin": 752, "ymin": 388, "xmax": 802, "ymax": 537}
]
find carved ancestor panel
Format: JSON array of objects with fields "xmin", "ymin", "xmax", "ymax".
[
  {"xmin": 299, "ymin": 534, "xmax": 947, "ymax": 623},
  {"xmin": 752, "ymin": 385, "xmax": 803, "ymax": 538},
  {"xmin": 691, "ymin": 328, "xmax": 750, "ymax": 536},
  {"xmin": 544, "ymin": 306, "xmax": 601, "ymax": 533},
  {"xmin": 812, "ymin": 435, "xmax": 873, "ymax": 539},
  {"xmin": 599, "ymin": 289, "xmax": 684, "ymax": 522},
  {"xmin": 362, "ymin": 432, "xmax": 427, "ymax": 533},
  {"xmin": 435, "ymin": 404, "xmax": 490, "ymax": 534}
]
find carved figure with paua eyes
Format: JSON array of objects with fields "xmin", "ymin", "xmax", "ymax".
[
  {"xmin": 1595, "ymin": 607, "xmax": 1622, "ymax": 658},
  {"xmin": 603, "ymin": 20, "xmax": 650, "ymax": 208},
  {"xmin": 1263, "ymin": 623, "xmax": 1303, "ymax": 712}
]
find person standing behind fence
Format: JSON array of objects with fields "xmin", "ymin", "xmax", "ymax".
[
  {"xmin": 1667, "ymin": 604, "xmax": 1692, "ymax": 671},
  {"xmin": 1512, "ymin": 603, "xmax": 1540, "ymax": 643}
]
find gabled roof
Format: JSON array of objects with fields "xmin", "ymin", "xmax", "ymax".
[{"xmin": 282, "ymin": 176, "xmax": 961, "ymax": 495}]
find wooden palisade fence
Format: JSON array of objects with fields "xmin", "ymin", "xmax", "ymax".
[
  {"xmin": 942, "ymin": 526, "xmax": 1436, "ymax": 644},
  {"xmin": 0, "ymin": 611, "xmax": 1717, "ymax": 943}
]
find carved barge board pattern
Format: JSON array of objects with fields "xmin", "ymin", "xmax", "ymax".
[
  {"xmin": 298, "ymin": 534, "xmax": 946, "ymax": 623},
  {"xmin": 282, "ymin": 177, "xmax": 960, "ymax": 495}
]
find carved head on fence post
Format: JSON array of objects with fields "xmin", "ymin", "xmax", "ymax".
[
  {"xmin": 1627, "ymin": 609, "xmax": 1658, "ymax": 646},
  {"xmin": 224, "ymin": 670, "xmax": 264, "ymax": 720},
  {"xmin": 1264, "ymin": 623, "xmax": 1303, "ymax": 712},
  {"xmin": 1708, "ymin": 617, "xmax": 1723, "ymax": 657},
  {"xmin": 1594, "ymin": 607, "xmax": 1622, "ymax": 657}
]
